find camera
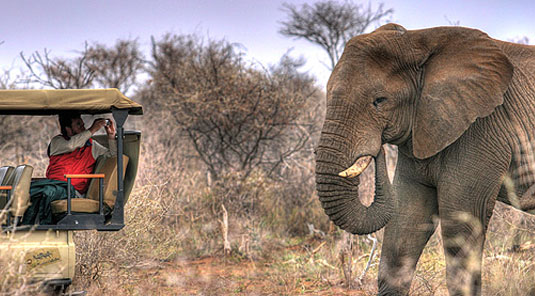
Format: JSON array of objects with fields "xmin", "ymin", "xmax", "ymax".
[{"xmin": 105, "ymin": 119, "xmax": 111, "ymax": 126}]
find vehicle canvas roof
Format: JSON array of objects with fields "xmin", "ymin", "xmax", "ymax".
[{"xmin": 0, "ymin": 88, "xmax": 143, "ymax": 115}]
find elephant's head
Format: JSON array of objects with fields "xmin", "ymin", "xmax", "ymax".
[{"xmin": 315, "ymin": 24, "xmax": 513, "ymax": 235}]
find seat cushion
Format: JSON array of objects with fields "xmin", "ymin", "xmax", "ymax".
[
  {"xmin": 86, "ymin": 155, "xmax": 129, "ymax": 208},
  {"xmin": 50, "ymin": 198, "xmax": 110, "ymax": 214}
]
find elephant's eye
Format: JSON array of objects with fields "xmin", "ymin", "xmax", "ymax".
[{"xmin": 373, "ymin": 97, "xmax": 388, "ymax": 107}]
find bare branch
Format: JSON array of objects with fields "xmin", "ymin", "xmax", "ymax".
[
  {"xmin": 20, "ymin": 39, "xmax": 143, "ymax": 92},
  {"xmin": 279, "ymin": 0, "xmax": 393, "ymax": 69},
  {"xmin": 85, "ymin": 39, "xmax": 145, "ymax": 94},
  {"xmin": 20, "ymin": 47, "xmax": 95, "ymax": 89},
  {"xmin": 148, "ymin": 34, "xmax": 320, "ymax": 180}
]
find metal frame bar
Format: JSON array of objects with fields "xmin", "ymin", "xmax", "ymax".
[
  {"xmin": 65, "ymin": 174, "xmax": 105, "ymax": 216},
  {"xmin": 99, "ymin": 178, "xmax": 104, "ymax": 215},
  {"xmin": 67, "ymin": 178, "xmax": 72, "ymax": 215},
  {"xmin": 110, "ymin": 108, "xmax": 128, "ymax": 227}
]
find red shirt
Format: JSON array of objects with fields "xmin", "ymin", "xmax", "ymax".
[{"xmin": 46, "ymin": 138, "xmax": 96, "ymax": 193}]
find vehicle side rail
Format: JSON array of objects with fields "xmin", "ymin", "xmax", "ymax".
[
  {"xmin": 64, "ymin": 174, "xmax": 105, "ymax": 216},
  {"xmin": 2, "ymin": 223, "xmax": 124, "ymax": 232},
  {"xmin": 48, "ymin": 174, "xmax": 125, "ymax": 231}
]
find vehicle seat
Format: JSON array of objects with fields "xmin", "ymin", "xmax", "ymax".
[
  {"xmin": 0, "ymin": 166, "xmax": 15, "ymax": 184},
  {"xmin": 50, "ymin": 155, "xmax": 129, "ymax": 214},
  {"xmin": 1, "ymin": 165, "xmax": 34, "ymax": 224},
  {"xmin": 0, "ymin": 166, "xmax": 15, "ymax": 209},
  {"xmin": 11, "ymin": 165, "xmax": 34, "ymax": 217},
  {"xmin": 0, "ymin": 166, "xmax": 16, "ymax": 223}
]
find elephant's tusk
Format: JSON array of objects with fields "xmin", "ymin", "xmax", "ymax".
[{"xmin": 338, "ymin": 156, "xmax": 373, "ymax": 178}]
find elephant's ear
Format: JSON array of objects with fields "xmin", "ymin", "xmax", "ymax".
[{"xmin": 412, "ymin": 28, "xmax": 513, "ymax": 159}]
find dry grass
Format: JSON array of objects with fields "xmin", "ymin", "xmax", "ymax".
[
  {"xmin": 64, "ymin": 153, "xmax": 535, "ymax": 295},
  {"xmin": 2, "ymin": 119, "xmax": 535, "ymax": 295},
  {"xmin": 0, "ymin": 239, "xmax": 46, "ymax": 296}
]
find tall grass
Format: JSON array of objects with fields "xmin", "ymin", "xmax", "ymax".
[
  {"xmin": 67, "ymin": 142, "xmax": 535, "ymax": 295},
  {"xmin": 2, "ymin": 116, "xmax": 535, "ymax": 294},
  {"xmin": 0, "ymin": 252, "xmax": 44, "ymax": 295}
]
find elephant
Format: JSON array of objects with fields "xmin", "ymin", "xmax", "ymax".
[{"xmin": 315, "ymin": 23, "xmax": 535, "ymax": 295}]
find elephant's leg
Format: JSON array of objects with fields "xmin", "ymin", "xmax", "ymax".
[
  {"xmin": 438, "ymin": 164, "xmax": 503, "ymax": 296},
  {"xmin": 378, "ymin": 171, "xmax": 438, "ymax": 295}
]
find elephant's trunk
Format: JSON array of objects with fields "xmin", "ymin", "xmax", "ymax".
[{"xmin": 315, "ymin": 139, "xmax": 394, "ymax": 235}]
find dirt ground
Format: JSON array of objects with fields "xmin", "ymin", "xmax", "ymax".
[
  {"xmin": 130, "ymin": 256, "xmax": 372, "ymax": 296},
  {"xmin": 72, "ymin": 231, "xmax": 535, "ymax": 295}
]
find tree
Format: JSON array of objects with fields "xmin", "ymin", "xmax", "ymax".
[
  {"xmin": 20, "ymin": 39, "xmax": 144, "ymax": 93},
  {"xmin": 147, "ymin": 34, "xmax": 320, "ymax": 180},
  {"xmin": 21, "ymin": 46, "xmax": 95, "ymax": 89},
  {"xmin": 279, "ymin": 0, "xmax": 393, "ymax": 70},
  {"xmin": 85, "ymin": 39, "xmax": 145, "ymax": 94}
]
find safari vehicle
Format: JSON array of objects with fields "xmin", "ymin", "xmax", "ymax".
[{"xmin": 0, "ymin": 89, "xmax": 142, "ymax": 293}]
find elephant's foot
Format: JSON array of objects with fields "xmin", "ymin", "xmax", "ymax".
[
  {"xmin": 444, "ymin": 253, "xmax": 482, "ymax": 296},
  {"xmin": 446, "ymin": 273, "xmax": 481, "ymax": 296},
  {"xmin": 378, "ymin": 274, "xmax": 411, "ymax": 296}
]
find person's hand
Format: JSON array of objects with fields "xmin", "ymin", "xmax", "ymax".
[
  {"xmin": 88, "ymin": 119, "xmax": 107, "ymax": 135},
  {"xmin": 105, "ymin": 119, "xmax": 116, "ymax": 139}
]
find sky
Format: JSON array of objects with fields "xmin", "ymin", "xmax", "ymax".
[{"xmin": 1, "ymin": 0, "xmax": 534, "ymax": 90}]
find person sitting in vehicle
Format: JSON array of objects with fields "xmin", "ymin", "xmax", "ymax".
[{"xmin": 46, "ymin": 112, "xmax": 116, "ymax": 195}]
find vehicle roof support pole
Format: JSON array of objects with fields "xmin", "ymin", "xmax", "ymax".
[{"xmin": 111, "ymin": 108, "xmax": 128, "ymax": 226}]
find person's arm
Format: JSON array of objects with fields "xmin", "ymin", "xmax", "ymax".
[
  {"xmin": 49, "ymin": 130, "xmax": 92, "ymax": 156},
  {"xmin": 91, "ymin": 119, "xmax": 117, "ymax": 159},
  {"xmin": 92, "ymin": 138, "xmax": 117, "ymax": 159}
]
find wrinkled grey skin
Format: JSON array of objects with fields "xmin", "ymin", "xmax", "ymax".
[{"xmin": 315, "ymin": 23, "xmax": 535, "ymax": 295}]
